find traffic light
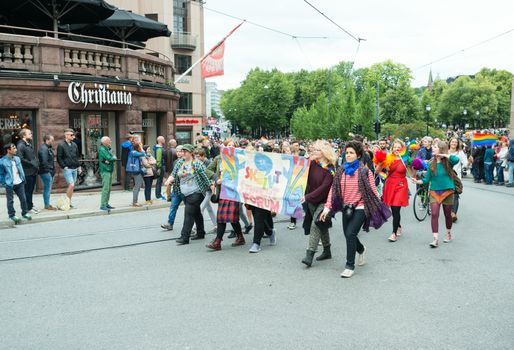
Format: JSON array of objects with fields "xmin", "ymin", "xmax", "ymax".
[{"xmin": 374, "ymin": 121, "xmax": 381, "ymax": 134}]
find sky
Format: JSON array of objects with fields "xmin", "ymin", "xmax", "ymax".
[{"xmin": 200, "ymin": 0, "xmax": 514, "ymax": 90}]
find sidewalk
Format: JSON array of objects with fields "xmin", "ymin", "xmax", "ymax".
[{"xmin": 0, "ymin": 190, "xmax": 170, "ymax": 229}]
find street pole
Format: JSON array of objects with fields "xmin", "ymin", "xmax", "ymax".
[
  {"xmin": 376, "ymin": 81, "xmax": 380, "ymax": 139},
  {"xmin": 425, "ymin": 104, "xmax": 431, "ymax": 136}
]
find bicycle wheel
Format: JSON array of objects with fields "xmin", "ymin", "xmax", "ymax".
[{"xmin": 413, "ymin": 187, "xmax": 429, "ymax": 222}]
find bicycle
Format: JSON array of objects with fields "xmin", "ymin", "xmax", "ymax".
[{"xmin": 413, "ymin": 184, "xmax": 431, "ymax": 222}]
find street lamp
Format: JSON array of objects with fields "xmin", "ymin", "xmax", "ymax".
[
  {"xmin": 425, "ymin": 104, "xmax": 431, "ymax": 136},
  {"xmin": 476, "ymin": 110, "xmax": 480, "ymax": 129}
]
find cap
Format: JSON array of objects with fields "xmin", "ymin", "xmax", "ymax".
[{"xmin": 182, "ymin": 144, "xmax": 194, "ymax": 153}]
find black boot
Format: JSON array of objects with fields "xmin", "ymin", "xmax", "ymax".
[
  {"xmin": 301, "ymin": 250, "xmax": 315, "ymax": 267},
  {"xmin": 316, "ymin": 245, "xmax": 332, "ymax": 261}
]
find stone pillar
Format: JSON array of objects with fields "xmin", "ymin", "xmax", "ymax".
[
  {"xmin": 164, "ymin": 111, "xmax": 175, "ymax": 140},
  {"xmin": 118, "ymin": 110, "xmax": 142, "ymax": 139}
]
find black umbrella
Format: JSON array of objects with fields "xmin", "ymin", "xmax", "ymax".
[
  {"xmin": 2, "ymin": 0, "xmax": 116, "ymax": 37},
  {"xmin": 66, "ymin": 9, "xmax": 171, "ymax": 47}
]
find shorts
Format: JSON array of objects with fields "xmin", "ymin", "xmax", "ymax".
[{"xmin": 63, "ymin": 168, "xmax": 78, "ymax": 185}]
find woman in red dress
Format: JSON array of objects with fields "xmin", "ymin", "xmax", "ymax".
[{"xmin": 380, "ymin": 139, "xmax": 409, "ymax": 242}]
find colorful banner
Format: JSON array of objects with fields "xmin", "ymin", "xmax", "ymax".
[
  {"xmin": 201, "ymin": 42, "xmax": 225, "ymax": 78},
  {"xmin": 472, "ymin": 133, "xmax": 497, "ymax": 147},
  {"xmin": 219, "ymin": 147, "xmax": 310, "ymax": 218}
]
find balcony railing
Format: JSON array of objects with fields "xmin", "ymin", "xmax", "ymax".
[
  {"xmin": 170, "ymin": 32, "xmax": 197, "ymax": 51},
  {"xmin": 0, "ymin": 28, "xmax": 175, "ymax": 85}
]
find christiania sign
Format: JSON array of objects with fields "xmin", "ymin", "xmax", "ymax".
[{"xmin": 68, "ymin": 82, "xmax": 133, "ymax": 108}]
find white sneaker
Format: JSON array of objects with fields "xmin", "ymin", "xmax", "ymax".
[
  {"xmin": 287, "ymin": 223, "xmax": 296, "ymax": 230},
  {"xmin": 249, "ymin": 243, "xmax": 261, "ymax": 253},
  {"xmin": 29, "ymin": 208, "xmax": 39, "ymax": 214},
  {"xmin": 269, "ymin": 229, "xmax": 277, "ymax": 246},
  {"xmin": 357, "ymin": 246, "xmax": 366, "ymax": 266},
  {"xmin": 340, "ymin": 268, "xmax": 354, "ymax": 278}
]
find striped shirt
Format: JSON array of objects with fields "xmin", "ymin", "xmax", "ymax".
[{"xmin": 325, "ymin": 168, "xmax": 379, "ymax": 210}]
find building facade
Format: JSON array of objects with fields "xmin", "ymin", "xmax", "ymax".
[
  {"xmin": 0, "ymin": 33, "xmax": 178, "ymax": 189},
  {"xmin": 109, "ymin": 0, "xmax": 206, "ymax": 144},
  {"xmin": 205, "ymin": 81, "xmax": 223, "ymax": 118}
]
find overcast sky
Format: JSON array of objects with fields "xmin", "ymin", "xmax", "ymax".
[{"xmin": 201, "ymin": 0, "xmax": 514, "ymax": 90}]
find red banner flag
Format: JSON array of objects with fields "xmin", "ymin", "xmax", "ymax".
[{"xmin": 201, "ymin": 42, "xmax": 225, "ymax": 78}]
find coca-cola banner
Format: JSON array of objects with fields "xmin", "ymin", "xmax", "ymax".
[{"xmin": 201, "ymin": 42, "xmax": 225, "ymax": 78}]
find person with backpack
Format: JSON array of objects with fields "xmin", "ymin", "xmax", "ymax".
[
  {"xmin": 507, "ymin": 139, "xmax": 514, "ymax": 188},
  {"xmin": 125, "ymin": 137, "xmax": 145, "ymax": 207},
  {"xmin": 121, "ymin": 132, "xmax": 134, "ymax": 191}
]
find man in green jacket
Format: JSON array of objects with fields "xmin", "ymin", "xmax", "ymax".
[{"xmin": 99, "ymin": 136, "xmax": 117, "ymax": 211}]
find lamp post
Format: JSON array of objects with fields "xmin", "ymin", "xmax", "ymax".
[
  {"xmin": 476, "ymin": 110, "xmax": 480, "ymax": 129},
  {"xmin": 463, "ymin": 109, "xmax": 467, "ymax": 129},
  {"xmin": 425, "ymin": 104, "xmax": 431, "ymax": 136}
]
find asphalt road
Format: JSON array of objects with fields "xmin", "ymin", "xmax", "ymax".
[{"xmin": 1, "ymin": 179, "xmax": 513, "ymax": 350}]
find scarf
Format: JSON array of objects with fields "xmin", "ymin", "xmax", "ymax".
[
  {"xmin": 315, "ymin": 160, "xmax": 335, "ymax": 176},
  {"xmin": 344, "ymin": 159, "xmax": 360, "ymax": 176}
]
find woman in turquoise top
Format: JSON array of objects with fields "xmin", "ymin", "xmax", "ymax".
[{"xmin": 411, "ymin": 141, "xmax": 459, "ymax": 248}]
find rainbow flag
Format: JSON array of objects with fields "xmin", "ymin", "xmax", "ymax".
[{"xmin": 472, "ymin": 133, "xmax": 497, "ymax": 147}]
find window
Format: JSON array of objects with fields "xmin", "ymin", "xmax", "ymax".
[
  {"xmin": 174, "ymin": 54, "xmax": 192, "ymax": 75},
  {"xmin": 145, "ymin": 13, "xmax": 158, "ymax": 22},
  {"xmin": 0, "ymin": 110, "xmax": 35, "ymax": 156},
  {"xmin": 177, "ymin": 93, "xmax": 192, "ymax": 114},
  {"xmin": 173, "ymin": 0, "xmax": 188, "ymax": 32}
]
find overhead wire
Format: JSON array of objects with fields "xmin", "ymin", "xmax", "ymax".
[{"xmin": 414, "ymin": 28, "xmax": 514, "ymax": 70}]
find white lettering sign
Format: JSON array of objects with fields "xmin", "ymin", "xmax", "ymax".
[
  {"xmin": 68, "ymin": 82, "xmax": 133, "ymax": 108},
  {"xmin": 0, "ymin": 118, "xmax": 20, "ymax": 130}
]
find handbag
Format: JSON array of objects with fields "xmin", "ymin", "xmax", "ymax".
[
  {"xmin": 210, "ymin": 184, "xmax": 221, "ymax": 203},
  {"xmin": 314, "ymin": 210, "xmax": 333, "ymax": 229}
]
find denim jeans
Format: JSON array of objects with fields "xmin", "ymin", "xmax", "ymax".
[
  {"xmin": 5, "ymin": 183, "xmax": 28, "ymax": 218},
  {"xmin": 508, "ymin": 161, "xmax": 514, "ymax": 185},
  {"xmin": 167, "ymin": 192, "xmax": 184, "ymax": 225},
  {"xmin": 24, "ymin": 174, "xmax": 37, "ymax": 210},
  {"xmin": 484, "ymin": 162, "xmax": 493, "ymax": 184},
  {"xmin": 496, "ymin": 164, "xmax": 505, "ymax": 184},
  {"xmin": 143, "ymin": 176, "xmax": 153, "ymax": 201},
  {"xmin": 39, "ymin": 173, "xmax": 54, "ymax": 207}
]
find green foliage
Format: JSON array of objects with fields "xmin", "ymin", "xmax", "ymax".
[
  {"xmin": 381, "ymin": 121, "xmax": 445, "ymax": 140},
  {"xmin": 381, "ymin": 80, "xmax": 421, "ymax": 123}
]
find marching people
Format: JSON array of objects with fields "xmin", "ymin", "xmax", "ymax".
[
  {"xmin": 16, "ymin": 129, "xmax": 39, "ymax": 214},
  {"xmin": 410, "ymin": 141, "xmax": 460, "ymax": 248},
  {"xmin": 38, "ymin": 134, "xmax": 56, "ymax": 211},
  {"xmin": 507, "ymin": 139, "xmax": 514, "ymax": 187},
  {"xmin": 142, "ymin": 145, "xmax": 157, "ymax": 205},
  {"xmin": 153, "ymin": 136, "xmax": 166, "ymax": 200},
  {"xmin": 494, "ymin": 139, "xmax": 508, "ymax": 186},
  {"xmin": 206, "ymin": 139, "xmax": 247, "ymax": 250},
  {"xmin": 300, "ymin": 140, "xmax": 336, "ymax": 267},
  {"xmin": 194, "ymin": 148, "xmax": 217, "ymax": 233},
  {"xmin": 168, "ymin": 144, "xmax": 211, "ymax": 245},
  {"xmin": 98, "ymin": 136, "xmax": 117, "ymax": 211},
  {"xmin": 320, "ymin": 140, "xmax": 388, "ymax": 278},
  {"xmin": 379, "ymin": 139, "xmax": 410, "ymax": 242},
  {"xmin": 448, "ymin": 137, "xmax": 468, "ymax": 222},
  {"xmin": 161, "ymin": 145, "xmax": 184, "ymax": 231},
  {"xmin": 416, "ymin": 136, "xmax": 433, "ymax": 161},
  {"xmin": 0, "ymin": 143, "xmax": 31, "ymax": 223},
  {"xmin": 125, "ymin": 137, "xmax": 145, "ymax": 207},
  {"xmin": 57, "ymin": 128, "xmax": 80, "ymax": 208}
]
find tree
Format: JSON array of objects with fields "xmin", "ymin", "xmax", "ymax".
[
  {"xmin": 364, "ymin": 60, "xmax": 413, "ymax": 95},
  {"xmin": 381, "ymin": 81, "xmax": 421, "ymax": 124},
  {"xmin": 475, "ymin": 68, "xmax": 513, "ymax": 127}
]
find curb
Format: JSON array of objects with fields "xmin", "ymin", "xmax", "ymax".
[{"xmin": 0, "ymin": 203, "xmax": 169, "ymax": 230}]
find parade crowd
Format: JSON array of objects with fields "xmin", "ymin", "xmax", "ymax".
[{"xmin": 1, "ymin": 128, "xmax": 513, "ymax": 278}]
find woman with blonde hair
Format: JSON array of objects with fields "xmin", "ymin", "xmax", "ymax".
[
  {"xmin": 448, "ymin": 137, "xmax": 468, "ymax": 222},
  {"xmin": 411, "ymin": 141, "xmax": 460, "ymax": 247},
  {"xmin": 378, "ymin": 139, "xmax": 409, "ymax": 242},
  {"xmin": 301, "ymin": 140, "xmax": 337, "ymax": 267}
]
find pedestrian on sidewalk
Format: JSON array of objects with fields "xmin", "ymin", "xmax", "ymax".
[
  {"xmin": 495, "ymin": 139, "xmax": 508, "ymax": 186},
  {"xmin": 320, "ymin": 140, "xmax": 387, "ymax": 279},
  {"xmin": 57, "ymin": 128, "xmax": 80, "ymax": 208},
  {"xmin": 125, "ymin": 137, "xmax": 145, "ymax": 207},
  {"xmin": 410, "ymin": 141, "xmax": 459, "ymax": 248},
  {"xmin": 170, "ymin": 144, "xmax": 211, "ymax": 245},
  {"xmin": 165, "ymin": 139, "xmax": 178, "ymax": 201},
  {"xmin": 38, "ymin": 134, "xmax": 56, "ymax": 210},
  {"xmin": 98, "ymin": 136, "xmax": 117, "ymax": 211},
  {"xmin": 121, "ymin": 131, "xmax": 135, "ymax": 191},
  {"xmin": 300, "ymin": 140, "xmax": 336, "ymax": 267},
  {"xmin": 161, "ymin": 145, "xmax": 184, "ymax": 231},
  {"xmin": 0, "ymin": 143, "xmax": 31, "ymax": 223},
  {"xmin": 142, "ymin": 145, "xmax": 157, "ymax": 205},
  {"xmin": 153, "ymin": 136, "xmax": 166, "ymax": 200},
  {"xmin": 506, "ymin": 139, "xmax": 514, "ymax": 187},
  {"xmin": 16, "ymin": 129, "xmax": 39, "ymax": 214}
]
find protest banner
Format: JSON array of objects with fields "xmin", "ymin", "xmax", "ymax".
[{"xmin": 219, "ymin": 147, "xmax": 310, "ymax": 218}]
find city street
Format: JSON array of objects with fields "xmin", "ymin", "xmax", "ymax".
[{"xmin": 1, "ymin": 179, "xmax": 513, "ymax": 350}]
